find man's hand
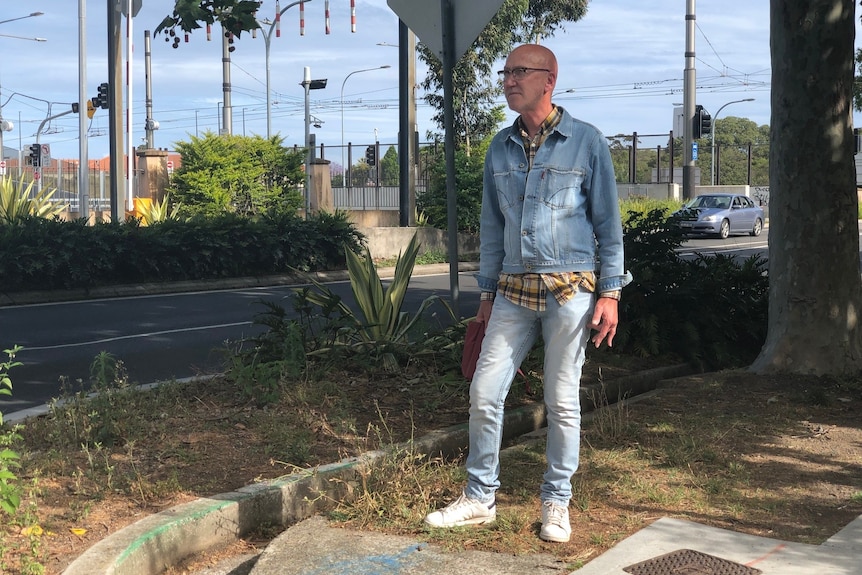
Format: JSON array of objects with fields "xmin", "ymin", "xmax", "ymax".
[{"xmin": 589, "ymin": 297, "xmax": 619, "ymax": 348}]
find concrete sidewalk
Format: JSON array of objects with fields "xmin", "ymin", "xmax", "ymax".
[{"xmin": 208, "ymin": 512, "xmax": 862, "ymax": 575}]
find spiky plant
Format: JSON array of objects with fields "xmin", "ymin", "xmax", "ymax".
[
  {"xmin": 139, "ymin": 193, "xmax": 183, "ymax": 225},
  {"xmin": 0, "ymin": 176, "xmax": 68, "ymax": 225}
]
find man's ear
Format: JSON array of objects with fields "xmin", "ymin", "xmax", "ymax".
[{"xmin": 545, "ymin": 73, "xmax": 557, "ymax": 94}]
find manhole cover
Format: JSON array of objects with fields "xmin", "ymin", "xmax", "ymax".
[{"xmin": 623, "ymin": 549, "xmax": 763, "ymax": 575}]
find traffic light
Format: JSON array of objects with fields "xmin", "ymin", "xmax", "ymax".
[
  {"xmin": 365, "ymin": 145, "xmax": 376, "ymax": 166},
  {"xmin": 699, "ymin": 107, "xmax": 712, "ymax": 138},
  {"xmin": 693, "ymin": 105, "xmax": 703, "ymax": 139},
  {"xmin": 96, "ymin": 82, "xmax": 109, "ymax": 109},
  {"xmin": 693, "ymin": 104, "xmax": 712, "ymax": 139},
  {"xmin": 28, "ymin": 143, "xmax": 41, "ymax": 167}
]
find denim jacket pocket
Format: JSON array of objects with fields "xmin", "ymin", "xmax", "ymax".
[
  {"xmin": 493, "ymin": 169, "xmax": 527, "ymax": 211},
  {"xmin": 540, "ymin": 168, "xmax": 586, "ymax": 210}
]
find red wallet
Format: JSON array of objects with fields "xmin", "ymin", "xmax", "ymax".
[{"xmin": 461, "ymin": 320, "xmax": 485, "ymax": 380}]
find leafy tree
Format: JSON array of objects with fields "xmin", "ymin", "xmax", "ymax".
[
  {"xmin": 417, "ymin": 139, "xmax": 489, "ymax": 234},
  {"xmin": 856, "ymin": 41, "xmax": 862, "ymax": 112},
  {"xmin": 155, "ymin": 0, "xmax": 261, "ymax": 44},
  {"xmin": 751, "ymin": 0, "xmax": 862, "ymax": 375},
  {"xmin": 710, "ymin": 117, "xmax": 769, "ymax": 186},
  {"xmin": 419, "ymin": 0, "xmax": 588, "ymax": 151},
  {"xmin": 607, "ymin": 134, "xmax": 638, "ymax": 183},
  {"xmin": 380, "ymin": 146, "xmax": 399, "ymax": 186},
  {"xmin": 169, "ymin": 132, "xmax": 304, "ymax": 218},
  {"xmin": 348, "ymin": 159, "xmax": 374, "ymax": 187}
]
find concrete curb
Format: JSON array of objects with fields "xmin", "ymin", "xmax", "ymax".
[{"xmin": 61, "ymin": 363, "xmax": 694, "ymax": 575}]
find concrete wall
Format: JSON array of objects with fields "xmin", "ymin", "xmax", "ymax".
[
  {"xmin": 358, "ymin": 226, "xmax": 480, "ymax": 260},
  {"xmin": 694, "ymin": 185, "xmax": 750, "ymax": 196},
  {"xmin": 616, "ymin": 183, "xmax": 681, "ymax": 201},
  {"xmin": 346, "ymin": 210, "xmax": 400, "ymax": 228}
]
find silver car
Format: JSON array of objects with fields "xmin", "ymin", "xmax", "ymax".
[{"xmin": 674, "ymin": 193, "xmax": 765, "ymax": 239}]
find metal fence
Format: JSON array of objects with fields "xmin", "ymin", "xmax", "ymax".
[
  {"xmin": 3, "ymin": 164, "xmax": 118, "ymax": 213},
  {"xmin": 323, "ymin": 141, "xmax": 439, "ymax": 210}
]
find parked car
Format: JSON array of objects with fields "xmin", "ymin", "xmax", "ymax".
[{"xmin": 672, "ymin": 193, "xmax": 764, "ymax": 239}]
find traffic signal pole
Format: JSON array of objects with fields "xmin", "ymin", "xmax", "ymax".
[
  {"xmin": 78, "ymin": 0, "xmax": 89, "ymax": 222},
  {"xmin": 34, "ymin": 109, "xmax": 75, "ymax": 193},
  {"xmin": 682, "ymin": 0, "xmax": 696, "ymax": 200}
]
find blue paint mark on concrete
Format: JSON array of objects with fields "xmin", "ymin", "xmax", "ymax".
[{"xmin": 303, "ymin": 543, "xmax": 428, "ymax": 574}]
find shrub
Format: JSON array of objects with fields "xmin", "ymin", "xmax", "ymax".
[
  {"xmin": 616, "ymin": 207, "xmax": 769, "ymax": 368},
  {"xmin": 0, "ymin": 210, "xmax": 364, "ymax": 292}
]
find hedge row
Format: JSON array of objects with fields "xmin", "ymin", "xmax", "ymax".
[{"xmin": 0, "ymin": 212, "xmax": 364, "ymax": 292}]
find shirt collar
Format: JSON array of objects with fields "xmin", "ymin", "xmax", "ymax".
[{"xmin": 516, "ymin": 104, "xmax": 562, "ymax": 139}]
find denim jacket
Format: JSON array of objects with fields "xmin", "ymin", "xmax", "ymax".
[{"xmin": 476, "ymin": 108, "xmax": 633, "ymax": 294}]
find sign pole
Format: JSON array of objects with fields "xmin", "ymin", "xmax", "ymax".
[{"xmin": 441, "ymin": 0, "xmax": 460, "ymax": 316}]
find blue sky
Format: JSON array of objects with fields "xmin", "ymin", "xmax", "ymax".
[{"xmin": 0, "ymin": 1, "xmax": 858, "ymax": 164}]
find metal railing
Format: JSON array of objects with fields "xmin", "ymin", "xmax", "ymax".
[{"xmin": 3, "ymin": 164, "xmax": 116, "ymax": 212}]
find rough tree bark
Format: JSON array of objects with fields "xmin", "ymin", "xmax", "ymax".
[{"xmin": 751, "ymin": 0, "xmax": 862, "ymax": 375}]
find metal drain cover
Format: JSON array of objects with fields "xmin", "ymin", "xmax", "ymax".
[{"xmin": 623, "ymin": 549, "xmax": 763, "ymax": 575}]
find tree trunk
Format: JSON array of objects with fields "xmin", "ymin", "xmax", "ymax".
[{"xmin": 751, "ymin": 0, "xmax": 862, "ymax": 375}]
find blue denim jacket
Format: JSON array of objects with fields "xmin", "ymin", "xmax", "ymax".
[{"xmin": 477, "ymin": 108, "xmax": 633, "ymax": 294}]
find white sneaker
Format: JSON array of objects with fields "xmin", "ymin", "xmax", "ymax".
[
  {"xmin": 539, "ymin": 500, "xmax": 571, "ymax": 543},
  {"xmin": 424, "ymin": 492, "xmax": 496, "ymax": 528}
]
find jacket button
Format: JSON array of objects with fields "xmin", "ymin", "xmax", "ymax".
[{"xmin": 522, "ymin": 230, "xmax": 528, "ymax": 236}]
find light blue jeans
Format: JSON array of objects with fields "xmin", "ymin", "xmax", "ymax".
[{"xmin": 464, "ymin": 290, "xmax": 594, "ymax": 506}]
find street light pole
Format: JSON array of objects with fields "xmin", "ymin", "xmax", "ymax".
[
  {"xmin": 257, "ymin": 0, "xmax": 312, "ymax": 139},
  {"xmin": 300, "ymin": 68, "xmax": 327, "ymax": 217},
  {"xmin": 340, "ymin": 65, "xmax": 390, "ymax": 189},
  {"xmin": 0, "ymin": 11, "xmax": 44, "ymax": 26},
  {"xmin": 710, "ymin": 98, "xmax": 755, "ymax": 186}
]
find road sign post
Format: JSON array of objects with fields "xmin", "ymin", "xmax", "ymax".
[{"xmin": 386, "ymin": 0, "xmax": 504, "ymax": 314}]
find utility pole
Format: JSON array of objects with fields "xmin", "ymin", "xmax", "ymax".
[
  {"xmin": 221, "ymin": 28, "xmax": 233, "ymax": 135},
  {"xmin": 108, "ymin": 0, "xmax": 124, "ymax": 221},
  {"xmin": 682, "ymin": 0, "xmax": 696, "ymax": 200},
  {"xmin": 397, "ymin": 21, "xmax": 416, "ymax": 227},
  {"xmin": 78, "ymin": 0, "xmax": 89, "ymax": 221}
]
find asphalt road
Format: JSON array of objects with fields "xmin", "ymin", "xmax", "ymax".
[
  {"xmin": 0, "ymin": 271, "xmax": 480, "ymax": 413},
  {"xmin": 0, "ymin": 231, "xmax": 778, "ymax": 415}
]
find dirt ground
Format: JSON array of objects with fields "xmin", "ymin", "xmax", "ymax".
[{"xmin": 3, "ymin": 359, "xmax": 862, "ymax": 574}]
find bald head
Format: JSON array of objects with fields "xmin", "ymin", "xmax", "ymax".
[
  {"xmin": 502, "ymin": 44, "xmax": 558, "ymax": 129},
  {"xmin": 508, "ymin": 44, "xmax": 558, "ymax": 78}
]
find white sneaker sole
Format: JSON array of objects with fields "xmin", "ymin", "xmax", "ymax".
[
  {"xmin": 424, "ymin": 514, "xmax": 496, "ymax": 528},
  {"xmin": 539, "ymin": 530, "xmax": 571, "ymax": 543}
]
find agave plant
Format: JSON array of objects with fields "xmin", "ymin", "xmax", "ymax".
[
  {"xmin": 0, "ymin": 175, "xmax": 68, "ymax": 225},
  {"xmin": 297, "ymin": 233, "xmax": 455, "ymax": 370},
  {"xmin": 139, "ymin": 193, "xmax": 183, "ymax": 225}
]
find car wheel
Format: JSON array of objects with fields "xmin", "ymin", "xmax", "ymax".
[
  {"xmin": 718, "ymin": 219, "xmax": 730, "ymax": 239},
  {"xmin": 750, "ymin": 218, "xmax": 763, "ymax": 237}
]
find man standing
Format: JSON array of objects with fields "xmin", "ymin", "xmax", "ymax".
[{"xmin": 424, "ymin": 44, "xmax": 631, "ymax": 543}]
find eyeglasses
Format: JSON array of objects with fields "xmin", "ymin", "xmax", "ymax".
[{"xmin": 497, "ymin": 67, "xmax": 551, "ymax": 81}]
